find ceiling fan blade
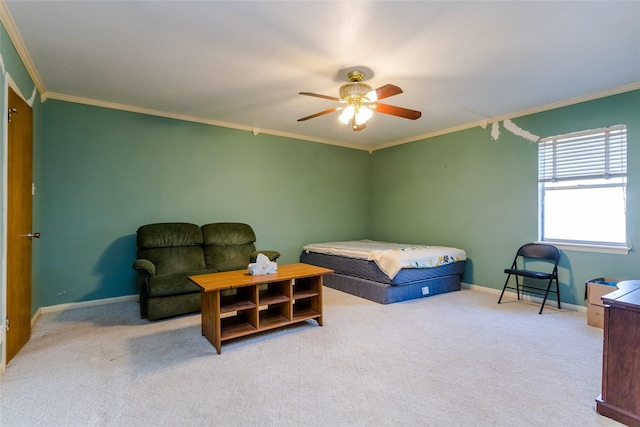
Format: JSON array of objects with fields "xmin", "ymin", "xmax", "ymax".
[
  {"xmin": 375, "ymin": 84, "xmax": 403, "ymax": 101},
  {"xmin": 299, "ymin": 92, "xmax": 341, "ymax": 102},
  {"xmin": 351, "ymin": 117, "xmax": 366, "ymax": 131},
  {"xmin": 375, "ymin": 103, "xmax": 422, "ymax": 120},
  {"xmin": 297, "ymin": 107, "xmax": 340, "ymax": 122}
]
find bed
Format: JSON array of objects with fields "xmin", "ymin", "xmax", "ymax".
[{"xmin": 300, "ymin": 240, "xmax": 467, "ymax": 304}]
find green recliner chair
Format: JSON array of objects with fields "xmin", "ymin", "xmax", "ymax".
[
  {"xmin": 201, "ymin": 222, "xmax": 280, "ymax": 272},
  {"xmin": 133, "ymin": 222, "xmax": 280, "ymax": 321}
]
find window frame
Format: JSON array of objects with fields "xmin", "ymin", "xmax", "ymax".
[{"xmin": 537, "ymin": 124, "xmax": 630, "ymax": 255}]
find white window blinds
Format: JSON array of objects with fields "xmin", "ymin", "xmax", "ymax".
[{"xmin": 538, "ymin": 125, "xmax": 627, "ymax": 183}]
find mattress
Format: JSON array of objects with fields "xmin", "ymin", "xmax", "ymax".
[
  {"xmin": 303, "ymin": 240, "xmax": 466, "ymax": 279},
  {"xmin": 300, "ymin": 251, "xmax": 465, "ymax": 285},
  {"xmin": 300, "ymin": 240, "xmax": 467, "ymax": 304}
]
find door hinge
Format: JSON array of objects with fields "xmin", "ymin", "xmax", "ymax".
[
  {"xmin": 8, "ymin": 108, "xmax": 17, "ymax": 123},
  {"xmin": 5, "ymin": 316, "xmax": 8, "ymax": 331}
]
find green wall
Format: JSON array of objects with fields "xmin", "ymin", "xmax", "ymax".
[
  {"xmin": 370, "ymin": 90, "xmax": 640, "ymax": 305},
  {"xmin": 3, "ymin": 19, "xmax": 639, "ymax": 317},
  {"xmin": 39, "ymin": 100, "xmax": 370, "ymax": 306}
]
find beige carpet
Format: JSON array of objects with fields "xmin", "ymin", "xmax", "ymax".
[{"xmin": 0, "ymin": 287, "xmax": 623, "ymax": 426}]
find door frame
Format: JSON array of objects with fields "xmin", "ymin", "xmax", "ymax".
[{"xmin": 1, "ymin": 74, "xmax": 35, "ymax": 373}]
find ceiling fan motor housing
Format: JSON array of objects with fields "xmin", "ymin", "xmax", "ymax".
[
  {"xmin": 339, "ymin": 70, "xmax": 373, "ymax": 102},
  {"xmin": 340, "ymin": 82, "xmax": 373, "ymax": 100}
]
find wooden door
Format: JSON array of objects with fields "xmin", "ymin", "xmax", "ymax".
[{"xmin": 6, "ymin": 86, "xmax": 33, "ymax": 363}]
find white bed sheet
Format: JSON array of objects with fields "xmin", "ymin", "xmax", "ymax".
[{"xmin": 303, "ymin": 240, "xmax": 466, "ymax": 279}]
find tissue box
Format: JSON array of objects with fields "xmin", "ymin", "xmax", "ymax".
[
  {"xmin": 248, "ymin": 263, "xmax": 278, "ymax": 276},
  {"xmin": 586, "ymin": 277, "xmax": 621, "ymax": 328},
  {"xmin": 248, "ymin": 253, "xmax": 278, "ymax": 276}
]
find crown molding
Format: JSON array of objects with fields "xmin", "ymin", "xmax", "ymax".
[
  {"xmin": 39, "ymin": 81, "xmax": 640, "ymax": 154},
  {"xmin": 0, "ymin": 0, "xmax": 46, "ymax": 96},
  {"xmin": 46, "ymin": 91, "xmax": 371, "ymax": 152},
  {"xmin": 372, "ymin": 82, "xmax": 640, "ymax": 151}
]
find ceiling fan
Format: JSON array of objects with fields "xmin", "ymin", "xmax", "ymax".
[{"xmin": 297, "ymin": 70, "xmax": 422, "ymax": 131}]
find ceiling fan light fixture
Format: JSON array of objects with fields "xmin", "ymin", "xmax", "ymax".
[
  {"xmin": 339, "ymin": 105, "xmax": 355, "ymax": 124},
  {"xmin": 355, "ymin": 106, "xmax": 373, "ymax": 125},
  {"xmin": 365, "ymin": 89, "xmax": 378, "ymax": 103}
]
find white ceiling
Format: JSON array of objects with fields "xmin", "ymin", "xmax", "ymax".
[{"xmin": 3, "ymin": 1, "xmax": 640, "ymax": 151}]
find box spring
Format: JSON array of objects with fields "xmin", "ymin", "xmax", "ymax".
[{"xmin": 300, "ymin": 251, "xmax": 465, "ymax": 304}]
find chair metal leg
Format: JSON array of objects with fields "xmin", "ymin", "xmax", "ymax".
[
  {"xmin": 539, "ymin": 293, "xmax": 548, "ymax": 314},
  {"xmin": 539, "ymin": 278, "xmax": 554, "ymax": 314},
  {"xmin": 538, "ymin": 277, "xmax": 561, "ymax": 314},
  {"xmin": 498, "ymin": 274, "xmax": 512, "ymax": 304}
]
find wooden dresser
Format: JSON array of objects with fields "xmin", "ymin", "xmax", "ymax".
[{"xmin": 596, "ymin": 280, "xmax": 640, "ymax": 427}]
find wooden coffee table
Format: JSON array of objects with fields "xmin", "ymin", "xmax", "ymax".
[{"xmin": 189, "ymin": 263, "xmax": 333, "ymax": 354}]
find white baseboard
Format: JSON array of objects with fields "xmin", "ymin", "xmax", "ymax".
[
  {"xmin": 461, "ymin": 282, "xmax": 586, "ymax": 313},
  {"xmin": 31, "ymin": 295, "xmax": 138, "ymax": 327},
  {"xmin": 31, "ymin": 284, "xmax": 587, "ymax": 322},
  {"xmin": 39, "ymin": 294, "xmax": 138, "ymax": 314}
]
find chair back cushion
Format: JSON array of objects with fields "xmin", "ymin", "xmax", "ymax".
[
  {"xmin": 137, "ymin": 223, "xmax": 205, "ymax": 275},
  {"xmin": 202, "ymin": 223, "xmax": 257, "ymax": 271}
]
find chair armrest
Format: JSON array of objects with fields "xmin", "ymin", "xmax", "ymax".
[
  {"xmin": 251, "ymin": 250, "xmax": 281, "ymax": 263},
  {"xmin": 133, "ymin": 259, "xmax": 156, "ymax": 277}
]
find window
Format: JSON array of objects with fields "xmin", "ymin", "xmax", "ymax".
[{"xmin": 538, "ymin": 125, "xmax": 628, "ymax": 252}]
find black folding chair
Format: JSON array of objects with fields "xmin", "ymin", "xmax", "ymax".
[{"xmin": 498, "ymin": 243, "xmax": 561, "ymax": 314}]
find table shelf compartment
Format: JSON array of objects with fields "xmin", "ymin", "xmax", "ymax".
[
  {"xmin": 293, "ymin": 276, "xmax": 320, "ymax": 297},
  {"xmin": 292, "ymin": 308, "xmax": 320, "ymax": 322},
  {"xmin": 219, "ymin": 300, "xmax": 256, "ymax": 314},
  {"xmin": 259, "ymin": 302, "xmax": 291, "ymax": 326},
  {"xmin": 220, "ymin": 287, "xmax": 257, "ymax": 314},
  {"xmin": 293, "ymin": 289, "xmax": 318, "ymax": 300},
  {"xmin": 258, "ymin": 280, "xmax": 291, "ymax": 306},
  {"xmin": 220, "ymin": 313, "xmax": 258, "ymax": 341},
  {"xmin": 293, "ymin": 299, "xmax": 320, "ymax": 322}
]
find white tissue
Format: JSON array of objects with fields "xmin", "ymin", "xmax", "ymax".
[{"xmin": 248, "ymin": 253, "xmax": 278, "ymax": 275}]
